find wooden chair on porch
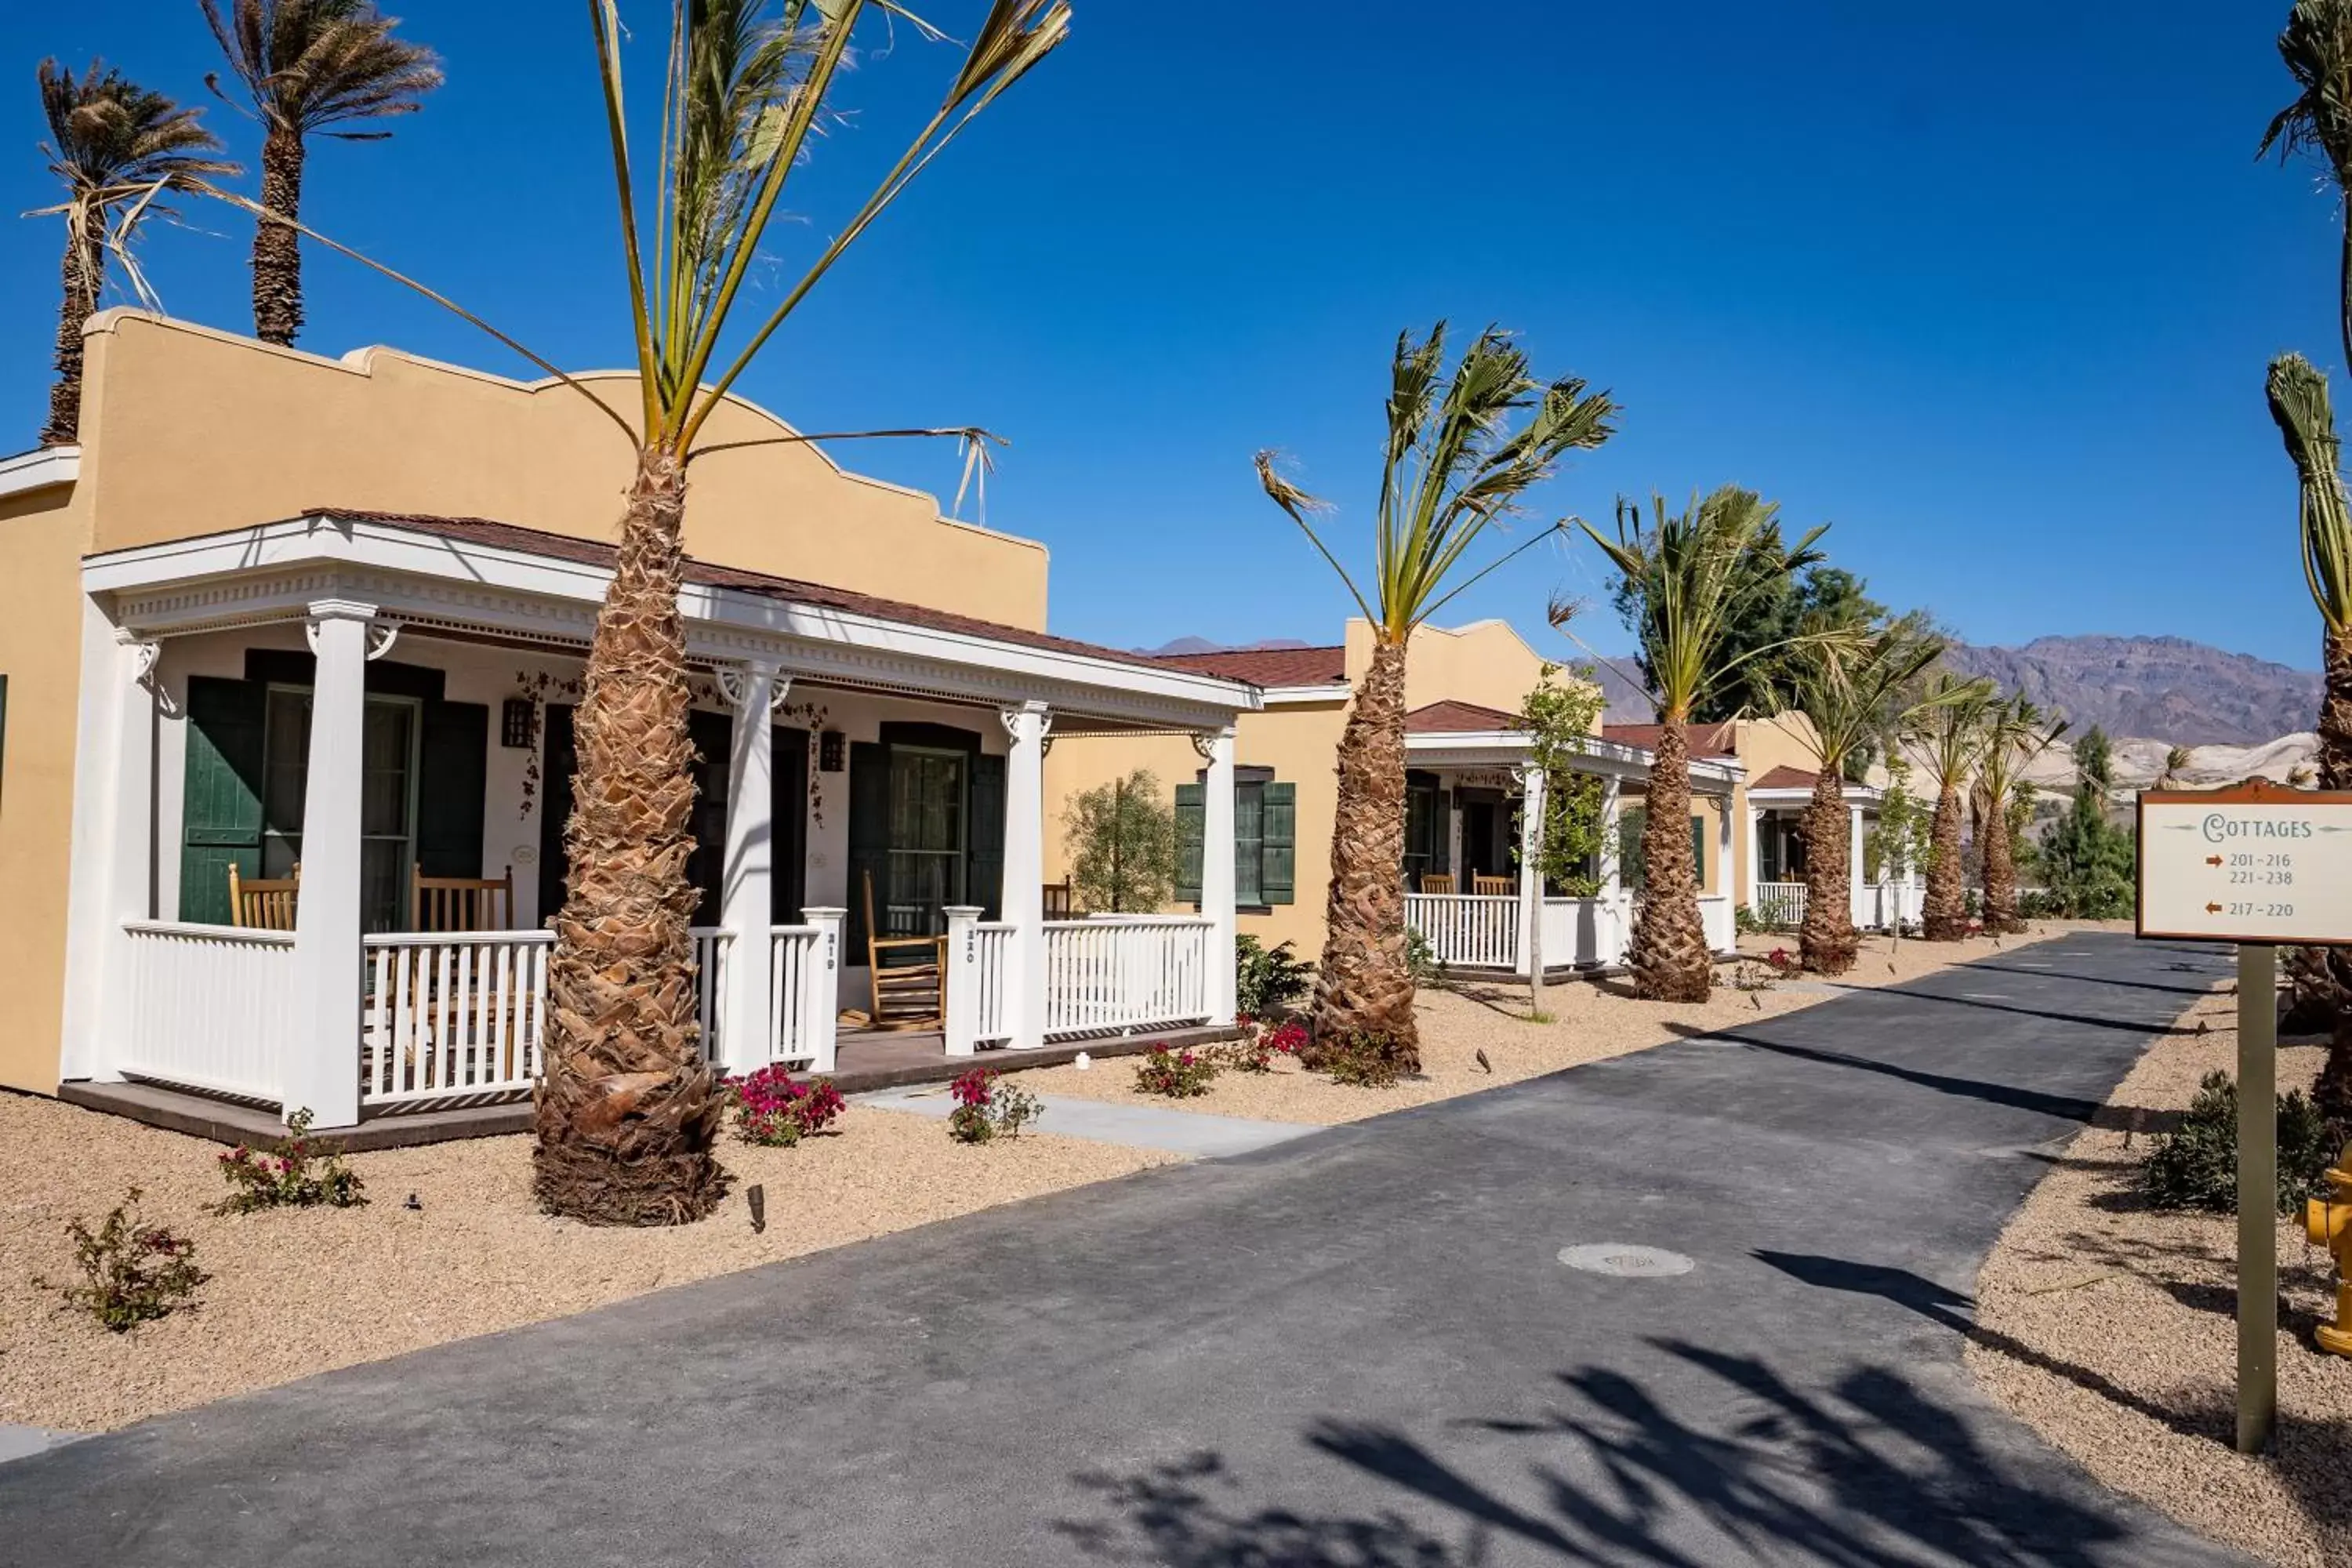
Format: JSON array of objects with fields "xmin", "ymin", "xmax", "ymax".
[
  {"xmin": 1043, "ymin": 880, "xmax": 1075, "ymax": 919},
  {"xmin": 227, "ymin": 864, "xmax": 299, "ymax": 930},
  {"xmin": 858, "ymin": 871, "xmax": 945, "ymax": 1031},
  {"xmin": 1472, "ymin": 875, "xmax": 1514, "ymax": 896},
  {"xmin": 1418, "ymin": 873, "xmax": 1457, "ymax": 894},
  {"xmin": 412, "ymin": 866, "xmax": 516, "ymax": 933}
]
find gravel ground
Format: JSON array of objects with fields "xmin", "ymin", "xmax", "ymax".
[
  {"xmin": 0, "ymin": 1100, "xmax": 1174, "ymax": 1433},
  {"xmin": 1967, "ymin": 984, "xmax": 2352, "ymax": 1568},
  {"xmin": 1014, "ymin": 926, "xmax": 2082, "ymax": 1126}
]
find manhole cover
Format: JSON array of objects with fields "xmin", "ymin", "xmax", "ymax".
[{"xmin": 1557, "ymin": 1243, "xmax": 1696, "ymax": 1278}]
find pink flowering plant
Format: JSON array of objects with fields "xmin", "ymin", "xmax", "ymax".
[
  {"xmin": 948, "ymin": 1067, "xmax": 1044, "ymax": 1144},
  {"xmin": 1762, "ymin": 947, "xmax": 1801, "ymax": 977},
  {"xmin": 35, "ymin": 1187, "xmax": 208, "ymax": 1331},
  {"xmin": 724, "ymin": 1065, "xmax": 846, "ymax": 1148},
  {"xmin": 214, "ymin": 1108, "xmax": 366, "ymax": 1214},
  {"xmin": 1263, "ymin": 1020, "xmax": 1309, "ymax": 1056},
  {"xmin": 1134, "ymin": 1044, "xmax": 1218, "ymax": 1098}
]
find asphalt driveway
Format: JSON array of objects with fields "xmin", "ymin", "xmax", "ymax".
[{"xmin": 0, "ymin": 931, "xmax": 2250, "ymax": 1566}]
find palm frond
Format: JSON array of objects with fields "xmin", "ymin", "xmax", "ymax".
[
  {"xmin": 1784, "ymin": 620, "xmax": 1949, "ymax": 772},
  {"xmin": 1900, "ymin": 670, "xmax": 2000, "ymax": 790},
  {"xmin": 199, "ymin": 0, "xmax": 442, "ymax": 135},
  {"xmin": 33, "ymin": 59, "xmax": 238, "ymax": 307},
  {"xmin": 2268, "ymin": 352, "xmax": 2352, "ymax": 634}
]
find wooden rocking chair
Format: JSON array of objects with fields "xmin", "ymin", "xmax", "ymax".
[
  {"xmin": 1472, "ymin": 874, "xmax": 1515, "ymax": 896},
  {"xmin": 227, "ymin": 863, "xmax": 299, "ymax": 930},
  {"xmin": 1417, "ymin": 872, "xmax": 1457, "ymax": 894},
  {"xmin": 412, "ymin": 866, "xmax": 516, "ymax": 933},
  {"xmin": 857, "ymin": 871, "xmax": 945, "ymax": 1030}
]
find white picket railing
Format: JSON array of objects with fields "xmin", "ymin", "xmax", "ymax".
[
  {"xmin": 965, "ymin": 921, "xmax": 1014, "ymax": 1047},
  {"xmin": 114, "ymin": 921, "xmax": 299, "ymax": 1105},
  {"xmin": 1699, "ymin": 894, "xmax": 1735, "ymax": 954},
  {"xmin": 1406, "ymin": 893, "xmax": 1519, "ymax": 969},
  {"xmin": 1755, "ymin": 882, "xmax": 1806, "ymax": 929},
  {"xmin": 362, "ymin": 931, "xmax": 550, "ymax": 1107},
  {"xmin": 361, "ymin": 927, "xmax": 732, "ymax": 1109},
  {"xmin": 1041, "ymin": 916, "xmax": 1211, "ymax": 1039},
  {"xmin": 769, "ymin": 925, "xmax": 829, "ymax": 1069}
]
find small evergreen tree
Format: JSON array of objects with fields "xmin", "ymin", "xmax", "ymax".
[
  {"xmin": 1515, "ymin": 664, "xmax": 1608, "ymax": 895},
  {"xmin": 2035, "ymin": 726, "xmax": 2136, "ymax": 919},
  {"xmin": 1062, "ymin": 770, "xmax": 1178, "ymax": 913}
]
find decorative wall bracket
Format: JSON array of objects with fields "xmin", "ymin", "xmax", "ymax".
[
  {"xmin": 114, "ymin": 630, "xmax": 177, "ymax": 717},
  {"xmin": 717, "ymin": 664, "xmax": 793, "ymax": 713},
  {"xmin": 1000, "ymin": 702, "xmax": 1055, "ymax": 753},
  {"xmin": 1189, "ymin": 726, "xmax": 1236, "ymax": 762}
]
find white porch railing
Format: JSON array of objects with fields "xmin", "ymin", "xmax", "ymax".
[
  {"xmin": 359, "ymin": 927, "xmax": 730, "ymax": 1110},
  {"xmin": 1041, "ymin": 916, "xmax": 1212, "ymax": 1039},
  {"xmin": 768, "ymin": 924, "xmax": 836, "ymax": 1070},
  {"xmin": 114, "ymin": 921, "xmax": 299, "ymax": 1105},
  {"xmin": 1406, "ymin": 893, "xmax": 1519, "ymax": 970},
  {"xmin": 1755, "ymin": 882, "xmax": 1806, "ymax": 929},
  {"xmin": 942, "ymin": 918, "xmax": 1017, "ymax": 1054}
]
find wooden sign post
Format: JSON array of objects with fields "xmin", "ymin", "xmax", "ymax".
[{"xmin": 2138, "ymin": 779, "xmax": 2352, "ymax": 1455}]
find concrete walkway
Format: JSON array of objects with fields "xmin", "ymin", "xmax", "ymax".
[
  {"xmin": 856, "ymin": 1083, "xmax": 1319, "ymax": 1157},
  {"xmin": 0, "ymin": 933, "xmax": 2252, "ymax": 1566}
]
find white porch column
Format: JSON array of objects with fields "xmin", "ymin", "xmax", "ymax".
[
  {"xmin": 1515, "ymin": 762, "xmax": 1548, "ymax": 978},
  {"xmin": 800, "ymin": 906, "xmax": 844, "ymax": 1072},
  {"xmin": 1744, "ymin": 804, "xmax": 1762, "ymax": 907},
  {"xmin": 285, "ymin": 600, "xmax": 374, "ymax": 1128},
  {"xmin": 60, "ymin": 609, "xmax": 160, "ymax": 1083},
  {"xmin": 717, "ymin": 661, "xmax": 783, "ymax": 1075},
  {"xmin": 942, "ymin": 905, "xmax": 982, "ymax": 1056},
  {"xmin": 1849, "ymin": 802, "xmax": 1865, "ymax": 888},
  {"xmin": 1197, "ymin": 728, "xmax": 1238, "ymax": 1023},
  {"xmin": 1000, "ymin": 701, "xmax": 1051, "ymax": 1050},
  {"xmin": 1715, "ymin": 793, "xmax": 1733, "ymax": 902},
  {"xmin": 1598, "ymin": 775, "xmax": 1624, "ymax": 969}
]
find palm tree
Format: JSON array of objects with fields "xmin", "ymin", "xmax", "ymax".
[
  {"xmin": 1258, "ymin": 325, "xmax": 1617, "ymax": 1062},
  {"xmin": 2264, "ymin": 2, "xmax": 2352, "ymax": 370},
  {"xmin": 1586, "ymin": 489, "xmax": 1826, "ymax": 1000},
  {"xmin": 2268, "ymin": 353, "xmax": 2352, "ymax": 1125},
  {"xmin": 1973, "ymin": 694, "xmax": 2065, "ymax": 934},
  {"xmin": 2159, "ymin": 743, "xmax": 2191, "ymax": 788},
  {"xmin": 1783, "ymin": 621, "xmax": 1947, "ymax": 975},
  {"xmin": 1903, "ymin": 672, "xmax": 1997, "ymax": 941},
  {"xmin": 33, "ymin": 60, "xmax": 234, "ymax": 445},
  {"xmin": 203, "ymin": 0, "xmax": 1070, "ymax": 1221},
  {"xmin": 201, "ymin": 0, "xmax": 441, "ymax": 347}
]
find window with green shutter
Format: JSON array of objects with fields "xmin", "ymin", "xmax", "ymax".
[
  {"xmin": 1692, "ymin": 814, "xmax": 1707, "ymax": 888},
  {"xmin": 1174, "ymin": 771, "xmax": 1294, "ymax": 909}
]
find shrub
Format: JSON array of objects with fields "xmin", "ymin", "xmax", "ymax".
[
  {"xmin": 1405, "ymin": 927, "xmax": 1444, "ymax": 990},
  {"xmin": 2140, "ymin": 1070, "xmax": 2336, "ymax": 1215},
  {"xmin": 1730, "ymin": 960, "xmax": 1777, "ymax": 993},
  {"xmin": 1236, "ymin": 936, "xmax": 1312, "ymax": 1020},
  {"xmin": 1320, "ymin": 1031, "xmax": 1406, "ymax": 1090},
  {"xmin": 35, "ymin": 1188, "xmax": 207, "ymax": 1332},
  {"xmin": 1135, "ymin": 1044, "xmax": 1218, "ymax": 1096},
  {"xmin": 1733, "ymin": 903, "xmax": 1765, "ymax": 936},
  {"xmin": 726, "ymin": 1066, "xmax": 846, "ymax": 1147},
  {"xmin": 1263, "ymin": 1019, "xmax": 1309, "ymax": 1057},
  {"xmin": 1211, "ymin": 1036, "xmax": 1274, "ymax": 1074},
  {"xmin": 1762, "ymin": 947, "xmax": 1800, "ymax": 978},
  {"xmin": 214, "ymin": 1108, "xmax": 366, "ymax": 1214},
  {"xmin": 947, "ymin": 1067, "xmax": 1044, "ymax": 1144}
]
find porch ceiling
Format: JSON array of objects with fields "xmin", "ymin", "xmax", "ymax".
[
  {"xmin": 1406, "ymin": 729, "xmax": 1744, "ymax": 793},
  {"xmin": 85, "ymin": 511, "xmax": 1257, "ymax": 733}
]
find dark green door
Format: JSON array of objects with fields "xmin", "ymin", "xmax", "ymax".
[{"xmin": 179, "ymin": 677, "xmax": 268, "ymax": 924}]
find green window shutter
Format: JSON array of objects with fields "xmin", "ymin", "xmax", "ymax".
[
  {"xmin": 416, "ymin": 701, "xmax": 488, "ymax": 881},
  {"xmin": 684, "ymin": 710, "xmax": 732, "ymax": 926},
  {"xmin": 1174, "ymin": 782, "xmax": 1204, "ymax": 904},
  {"xmin": 1691, "ymin": 814, "xmax": 1707, "ymax": 888},
  {"xmin": 771, "ymin": 726, "xmax": 809, "ymax": 925},
  {"xmin": 1261, "ymin": 782, "xmax": 1297, "ymax": 905},
  {"xmin": 180, "ymin": 676, "xmax": 268, "ymax": 923},
  {"xmin": 967, "ymin": 752, "xmax": 1006, "ymax": 921},
  {"xmin": 846, "ymin": 741, "xmax": 891, "ymax": 953},
  {"xmin": 1234, "ymin": 782, "xmax": 1265, "ymax": 906}
]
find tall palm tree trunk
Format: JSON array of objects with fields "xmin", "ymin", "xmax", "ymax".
[
  {"xmin": 1308, "ymin": 635, "xmax": 1418, "ymax": 1070},
  {"xmin": 252, "ymin": 124, "xmax": 307, "ymax": 347},
  {"xmin": 1798, "ymin": 769, "xmax": 1857, "ymax": 974},
  {"xmin": 1922, "ymin": 786, "xmax": 1967, "ymax": 940},
  {"xmin": 1981, "ymin": 793, "xmax": 2024, "ymax": 935},
  {"xmin": 42, "ymin": 231, "xmax": 101, "ymax": 446},
  {"xmin": 532, "ymin": 451, "xmax": 724, "ymax": 1224},
  {"xmin": 1628, "ymin": 720, "xmax": 1710, "ymax": 1001}
]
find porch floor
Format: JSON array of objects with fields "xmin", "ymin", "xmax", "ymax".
[{"xmin": 59, "ymin": 1022, "xmax": 1243, "ymax": 1152}]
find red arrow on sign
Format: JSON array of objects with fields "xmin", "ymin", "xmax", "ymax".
[
  {"xmin": 2206, "ymin": 902, "xmax": 2224, "ymax": 914},
  {"xmin": 2205, "ymin": 855, "xmax": 2223, "ymax": 867}
]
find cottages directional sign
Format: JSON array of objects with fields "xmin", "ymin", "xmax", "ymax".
[{"xmin": 2137, "ymin": 780, "xmax": 2352, "ymax": 945}]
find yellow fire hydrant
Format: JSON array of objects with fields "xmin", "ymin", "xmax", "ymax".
[{"xmin": 2308, "ymin": 1142, "xmax": 2352, "ymax": 1358}]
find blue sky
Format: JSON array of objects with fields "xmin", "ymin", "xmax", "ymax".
[{"xmin": 0, "ymin": 1, "xmax": 2336, "ymax": 668}]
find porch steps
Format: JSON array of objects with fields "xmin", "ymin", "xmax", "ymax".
[{"xmin": 55, "ymin": 1022, "xmax": 1243, "ymax": 1153}]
